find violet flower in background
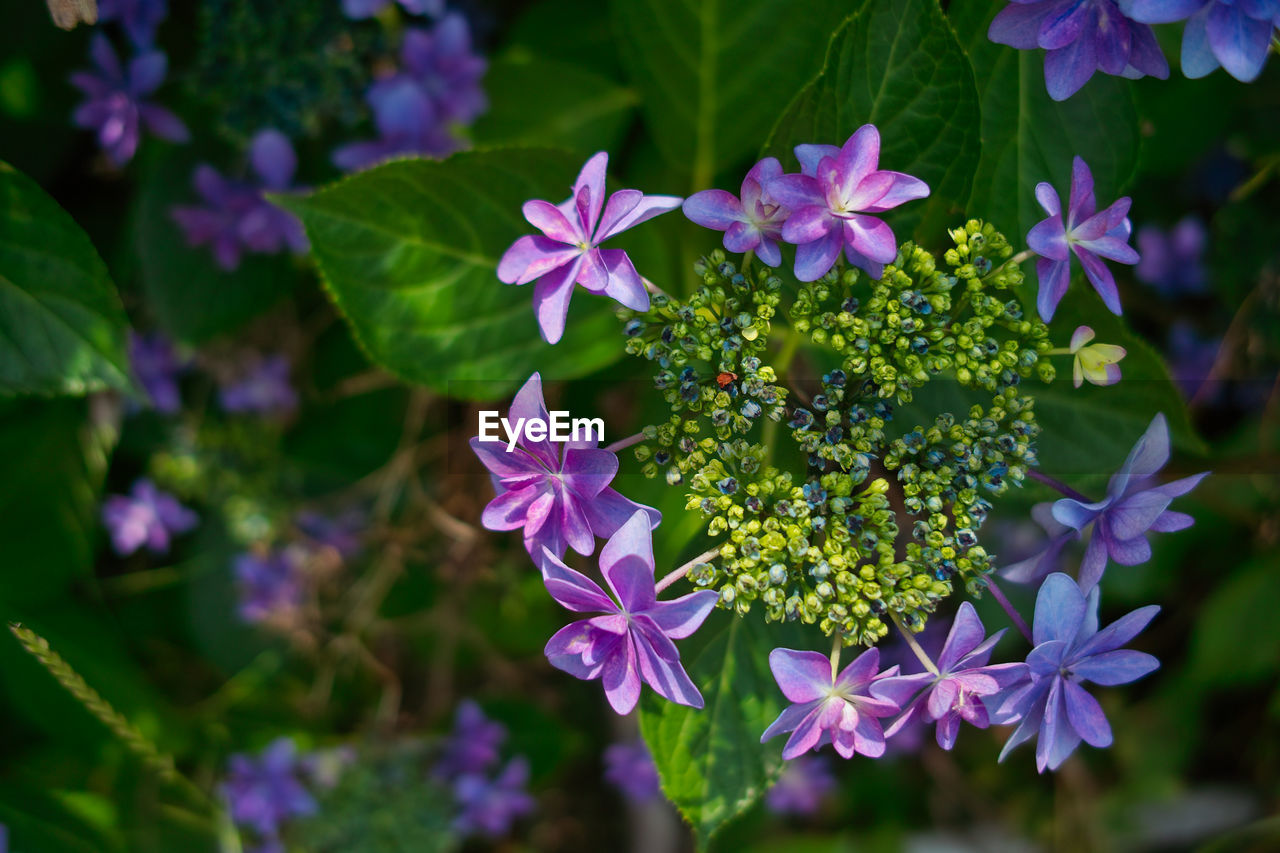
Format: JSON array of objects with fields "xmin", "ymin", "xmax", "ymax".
[
  {"xmin": 540, "ymin": 511, "xmax": 718, "ymax": 715},
  {"xmin": 498, "ymin": 152, "xmax": 681, "ymax": 343},
  {"xmin": 434, "ymin": 700, "xmax": 507, "ymax": 780},
  {"xmin": 172, "ymin": 130, "xmax": 308, "ymax": 271},
  {"xmin": 995, "ymin": 573, "xmax": 1160, "ymax": 772},
  {"xmin": 295, "ymin": 509, "xmax": 364, "ymax": 560},
  {"xmin": 1122, "ymin": 0, "xmax": 1279, "ymax": 82},
  {"xmin": 234, "ymin": 550, "xmax": 304, "ymax": 623},
  {"xmin": 765, "ymin": 756, "xmax": 837, "ymax": 817},
  {"xmin": 988, "ymin": 0, "xmax": 1169, "ymax": 101},
  {"xmin": 768, "ymin": 124, "xmax": 930, "ymax": 282},
  {"xmin": 761, "ymin": 646, "xmax": 904, "ymax": 760},
  {"xmin": 342, "ymin": 0, "xmax": 444, "ymax": 19},
  {"xmin": 219, "ymin": 355, "xmax": 299, "ymax": 417},
  {"xmin": 683, "ymin": 157, "xmax": 790, "ymax": 267},
  {"xmin": 1136, "ymin": 217, "xmax": 1209, "ymax": 296},
  {"xmin": 1051, "ymin": 413, "xmax": 1208, "ymax": 590},
  {"xmin": 1069, "ymin": 325, "xmax": 1127, "ymax": 388},
  {"xmin": 223, "ymin": 738, "xmax": 318, "ymax": 843},
  {"xmin": 1000, "ymin": 503, "xmax": 1078, "ymax": 585},
  {"xmin": 332, "ymin": 77, "xmax": 456, "ymax": 170},
  {"xmin": 603, "ymin": 740, "xmax": 662, "ymax": 804},
  {"xmin": 1167, "ymin": 321, "xmax": 1223, "ymax": 399},
  {"xmin": 451, "ymin": 757, "xmax": 536, "ymax": 838},
  {"xmin": 101, "ymin": 478, "xmax": 198, "ymax": 556},
  {"xmin": 70, "ymin": 34, "xmax": 188, "ymax": 166},
  {"xmin": 128, "ymin": 331, "xmax": 185, "ymax": 413},
  {"xmin": 1027, "ymin": 156, "xmax": 1138, "ymax": 321},
  {"xmin": 97, "ymin": 0, "xmax": 168, "ymax": 46},
  {"xmin": 469, "ymin": 372, "xmax": 660, "ymax": 561}
]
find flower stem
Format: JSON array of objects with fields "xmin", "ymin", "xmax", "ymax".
[
  {"xmin": 655, "ymin": 545, "xmax": 722, "ymax": 594},
  {"xmin": 604, "ymin": 432, "xmax": 646, "ymax": 454},
  {"xmin": 981, "ymin": 249, "xmax": 1036, "ymax": 283},
  {"xmin": 1027, "ymin": 468, "xmax": 1091, "ymax": 502},
  {"xmin": 983, "ymin": 577, "xmax": 1033, "ymax": 645},
  {"xmin": 890, "ymin": 613, "xmax": 939, "ymax": 676},
  {"xmin": 641, "ymin": 276, "xmax": 669, "ymax": 299},
  {"xmin": 830, "ymin": 634, "xmax": 843, "ymax": 674},
  {"xmin": 1043, "ymin": 347, "xmax": 1072, "ymax": 356}
]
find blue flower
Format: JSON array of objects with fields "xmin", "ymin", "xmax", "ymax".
[
  {"xmin": 128, "ymin": 331, "xmax": 186, "ymax": 414},
  {"xmin": 342, "ymin": 0, "xmax": 443, "ymax": 20},
  {"xmin": 433, "ymin": 700, "xmax": 508, "ymax": 780},
  {"xmin": 603, "ymin": 740, "xmax": 662, "ymax": 804},
  {"xmin": 764, "ymin": 756, "xmax": 837, "ymax": 817},
  {"xmin": 98, "ymin": 0, "xmax": 168, "ymax": 46},
  {"xmin": 218, "ymin": 354, "xmax": 299, "ymax": 417},
  {"xmin": 222, "ymin": 738, "xmax": 317, "ymax": 842},
  {"xmin": 234, "ymin": 550, "xmax": 303, "ymax": 623},
  {"xmin": 1135, "ymin": 216, "xmax": 1209, "ymax": 296},
  {"xmin": 451, "ymin": 757, "xmax": 536, "ymax": 838},
  {"xmin": 1122, "ymin": 0, "xmax": 1279, "ymax": 82}
]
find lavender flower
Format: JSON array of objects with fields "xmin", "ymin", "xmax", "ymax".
[
  {"xmin": 603, "ymin": 740, "xmax": 662, "ymax": 804},
  {"xmin": 97, "ymin": 0, "xmax": 167, "ymax": 46},
  {"xmin": 469, "ymin": 372, "xmax": 659, "ymax": 561},
  {"xmin": 434, "ymin": 700, "xmax": 507, "ymax": 780},
  {"xmin": 223, "ymin": 738, "xmax": 317, "ymax": 841},
  {"xmin": 1136, "ymin": 217, "xmax": 1209, "ymax": 295},
  {"xmin": 70, "ymin": 34, "xmax": 188, "ymax": 166},
  {"xmin": 294, "ymin": 509, "xmax": 364, "ymax": 560},
  {"xmin": 995, "ymin": 573, "xmax": 1160, "ymax": 772},
  {"xmin": 1000, "ymin": 503, "xmax": 1078, "ymax": 584},
  {"xmin": 452, "ymin": 757, "xmax": 535, "ymax": 838},
  {"xmin": 767, "ymin": 125, "xmax": 930, "ymax": 282},
  {"xmin": 761, "ymin": 646, "xmax": 904, "ymax": 760},
  {"xmin": 128, "ymin": 331, "xmax": 185, "ymax": 413},
  {"xmin": 1027, "ymin": 156, "xmax": 1138, "ymax": 321},
  {"xmin": 171, "ymin": 130, "xmax": 308, "ymax": 271},
  {"xmin": 342, "ymin": 0, "xmax": 444, "ymax": 19},
  {"xmin": 1122, "ymin": 0, "xmax": 1278, "ymax": 82},
  {"xmin": 764, "ymin": 756, "xmax": 837, "ymax": 817},
  {"xmin": 219, "ymin": 355, "xmax": 299, "ymax": 417},
  {"xmin": 540, "ymin": 511, "xmax": 718, "ymax": 714},
  {"xmin": 1069, "ymin": 325, "xmax": 1126, "ymax": 388},
  {"xmin": 989, "ymin": 1, "xmax": 1170, "ymax": 101},
  {"xmin": 101, "ymin": 478, "xmax": 197, "ymax": 556},
  {"xmin": 234, "ymin": 550, "xmax": 303, "ymax": 623},
  {"xmin": 498, "ymin": 152, "xmax": 681, "ymax": 343},
  {"xmin": 683, "ymin": 158, "xmax": 790, "ymax": 267},
  {"xmin": 1051, "ymin": 413, "xmax": 1208, "ymax": 590}
]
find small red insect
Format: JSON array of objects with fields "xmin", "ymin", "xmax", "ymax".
[{"xmin": 715, "ymin": 371, "xmax": 738, "ymax": 389}]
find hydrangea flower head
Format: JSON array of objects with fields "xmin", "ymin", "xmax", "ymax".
[
  {"xmin": 234, "ymin": 550, "xmax": 304, "ymax": 623},
  {"xmin": 995, "ymin": 573, "xmax": 1160, "ymax": 772},
  {"xmin": 1122, "ymin": 0, "xmax": 1278, "ymax": 82},
  {"xmin": 70, "ymin": 34, "xmax": 189, "ymax": 166},
  {"xmin": 98, "ymin": 0, "xmax": 168, "ymax": 45},
  {"xmin": 219, "ymin": 354, "xmax": 299, "ymax": 417},
  {"xmin": 683, "ymin": 158, "xmax": 790, "ymax": 267},
  {"xmin": 434, "ymin": 700, "xmax": 507, "ymax": 780},
  {"xmin": 767, "ymin": 125, "xmax": 930, "ymax": 282},
  {"xmin": 989, "ymin": 1, "xmax": 1170, "ymax": 101},
  {"xmin": 764, "ymin": 756, "xmax": 837, "ymax": 817},
  {"xmin": 342, "ymin": 0, "xmax": 443, "ymax": 19},
  {"xmin": 469, "ymin": 372, "xmax": 660, "ymax": 560},
  {"xmin": 1027, "ymin": 156, "xmax": 1138, "ymax": 321},
  {"xmin": 761, "ymin": 646, "xmax": 905, "ymax": 760},
  {"xmin": 1069, "ymin": 325, "xmax": 1126, "ymax": 388},
  {"xmin": 540, "ymin": 511, "xmax": 719, "ymax": 714},
  {"xmin": 451, "ymin": 757, "xmax": 535, "ymax": 838},
  {"xmin": 497, "ymin": 153, "xmax": 682, "ymax": 343},
  {"xmin": 101, "ymin": 478, "xmax": 198, "ymax": 556},
  {"xmin": 222, "ymin": 738, "xmax": 317, "ymax": 840},
  {"xmin": 603, "ymin": 740, "xmax": 662, "ymax": 804},
  {"xmin": 1136, "ymin": 216, "xmax": 1208, "ymax": 295},
  {"xmin": 1051, "ymin": 413, "xmax": 1209, "ymax": 590},
  {"xmin": 128, "ymin": 331, "xmax": 185, "ymax": 413}
]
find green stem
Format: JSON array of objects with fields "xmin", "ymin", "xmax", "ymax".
[{"xmin": 890, "ymin": 613, "xmax": 939, "ymax": 676}]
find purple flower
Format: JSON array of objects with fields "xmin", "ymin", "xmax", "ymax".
[
  {"xmin": 234, "ymin": 550, "xmax": 303, "ymax": 623},
  {"xmin": 540, "ymin": 511, "xmax": 718, "ymax": 715},
  {"xmin": 1136, "ymin": 217, "xmax": 1209, "ymax": 296},
  {"xmin": 294, "ymin": 509, "xmax": 364, "ymax": 560},
  {"xmin": 98, "ymin": 0, "xmax": 168, "ymax": 46},
  {"xmin": 683, "ymin": 158, "xmax": 790, "ymax": 267},
  {"xmin": 219, "ymin": 355, "xmax": 299, "ymax": 417},
  {"xmin": 128, "ymin": 331, "xmax": 185, "ymax": 413},
  {"xmin": 764, "ymin": 756, "xmax": 837, "ymax": 817},
  {"xmin": 70, "ymin": 34, "xmax": 189, "ymax": 166},
  {"xmin": 603, "ymin": 740, "xmax": 662, "ymax": 804},
  {"xmin": 1122, "ymin": 0, "xmax": 1278, "ymax": 82},
  {"xmin": 1167, "ymin": 321, "xmax": 1222, "ymax": 399},
  {"xmin": 223, "ymin": 738, "xmax": 317, "ymax": 839},
  {"xmin": 171, "ymin": 130, "xmax": 308, "ymax": 271},
  {"xmin": 989, "ymin": 1, "xmax": 1170, "ymax": 101},
  {"xmin": 342, "ymin": 0, "xmax": 444, "ymax": 19},
  {"xmin": 1000, "ymin": 503, "xmax": 1078, "ymax": 584},
  {"xmin": 452, "ymin": 757, "xmax": 535, "ymax": 838},
  {"xmin": 497, "ymin": 152, "xmax": 682, "ymax": 344},
  {"xmin": 1051, "ymin": 413, "xmax": 1208, "ymax": 590},
  {"xmin": 101, "ymin": 478, "xmax": 198, "ymax": 556},
  {"xmin": 1027, "ymin": 156, "xmax": 1138, "ymax": 321},
  {"xmin": 878, "ymin": 604, "xmax": 1028, "ymax": 750},
  {"xmin": 767, "ymin": 125, "xmax": 930, "ymax": 282},
  {"xmin": 995, "ymin": 573, "xmax": 1160, "ymax": 772},
  {"xmin": 469, "ymin": 372, "xmax": 660, "ymax": 562},
  {"xmin": 434, "ymin": 700, "xmax": 507, "ymax": 780},
  {"xmin": 761, "ymin": 646, "xmax": 904, "ymax": 760}
]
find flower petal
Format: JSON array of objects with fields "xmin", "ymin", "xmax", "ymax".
[
  {"xmin": 793, "ymin": 229, "xmax": 843, "ymax": 282},
  {"xmin": 1062, "ymin": 680, "xmax": 1112, "ymax": 748},
  {"xmin": 682, "ymin": 189, "xmax": 743, "ymax": 231},
  {"xmin": 599, "ymin": 510, "xmax": 657, "ymax": 611},
  {"xmin": 531, "ymin": 256, "xmax": 583, "ymax": 344},
  {"xmin": 1034, "ymin": 573, "xmax": 1087, "ymax": 646},
  {"xmin": 1071, "ymin": 649, "xmax": 1160, "ymax": 685},
  {"xmin": 646, "ymin": 590, "xmax": 718, "ymax": 639},
  {"xmin": 769, "ymin": 648, "xmax": 834, "ymax": 704}
]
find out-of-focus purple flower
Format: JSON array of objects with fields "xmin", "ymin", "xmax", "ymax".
[
  {"xmin": 989, "ymin": 1, "xmax": 1170, "ymax": 101},
  {"xmin": 452, "ymin": 757, "xmax": 535, "ymax": 839},
  {"xmin": 1136, "ymin": 217, "xmax": 1209, "ymax": 296},
  {"xmin": 234, "ymin": 550, "xmax": 303, "ymax": 623},
  {"xmin": 1069, "ymin": 325, "xmax": 1126, "ymax": 388},
  {"xmin": 1167, "ymin": 321, "xmax": 1222, "ymax": 399},
  {"xmin": 1051, "ymin": 413, "xmax": 1208, "ymax": 590},
  {"xmin": 878, "ymin": 604, "xmax": 1028, "ymax": 751},
  {"xmin": 765, "ymin": 756, "xmax": 837, "ymax": 817},
  {"xmin": 171, "ymin": 130, "xmax": 308, "ymax": 271},
  {"xmin": 70, "ymin": 34, "xmax": 188, "ymax": 166},
  {"xmin": 332, "ymin": 77, "xmax": 456, "ymax": 170},
  {"xmin": 295, "ymin": 509, "xmax": 364, "ymax": 560},
  {"xmin": 128, "ymin": 331, "xmax": 185, "ymax": 413},
  {"xmin": 540, "ymin": 511, "xmax": 718, "ymax": 715},
  {"xmin": 761, "ymin": 646, "xmax": 904, "ymax": 760},
  {"xmin": 219, "ymin": 355, "xmax": 298, "ymax": 417},
  {"xmin": 0, "ymin": 821, "xmax": 9, "ymax": 853},
  {"xmin": 767, "ymin": 125, "xmax": 929, "ymax": 282},
  {"xmin": 497, "ymin": 153, "xmax": 681, "ymax": 344},
  {"xmin": 1122, "ymin": 0, "xmax": 1278, "ymax": 82},
  {"xmin": 98, "ymin": 0, "xmax": 168, "ymax": 46},
  {"xmin": 1027, "ymin": 156, "xmax": 1138, "ymax": 321},
  {"xmin": 469, "ymin": 372, "xmax": 660, "ymax": 562},
  {"xmin": 223, "ymin": 738, "xmax": 317, "ymax": 840},
  {"xmin": 434, "ymin": 700, "xmax": 507, "ymax": 780},
  {"xmin": 101, "ymin": 478, "xmax": 198, "ymax": 556},
  {"xmin": 342, "ymin": 0, "xmax": 444, "ymax": 19},
  {"xmin": 994, "ymin": 573, "xmax": 1160, "ymax": 772},
  {"xmin": 603, "ymin": 740, "xmax": 662, "ymax": 804},
  {"xmin": 1000, "ymin": 503, "xmax": 1078, "ymax": 584},
  {"xmin": 683, "ymin": 158, "xmax": 790, "ymax": 267}
]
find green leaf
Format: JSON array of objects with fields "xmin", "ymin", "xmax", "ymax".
[
  {"xmin": 0, "ymin": 161, "xmax": 130, "ymax": 396},
  {"xmin": 639, "ymin": 608, "xmax": 815, "ymax": 847},
  {"xmin": 613, "ymin": 0, "xmax": 850, "ymax": 187},
  {"xmin": 276, "ymin": 148, "xmax": 627, "ymax": 400},
  {"xmin": 1188, "ymin": 554, "xmax": 1280, "ymax": 688},
  {"xmin": 763, "ymin": 0, "xmax": 982, "ymax": 242},
  {"xmin": 950, "ymin": 3, "xmax": 1141, "ymax": 240}
]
